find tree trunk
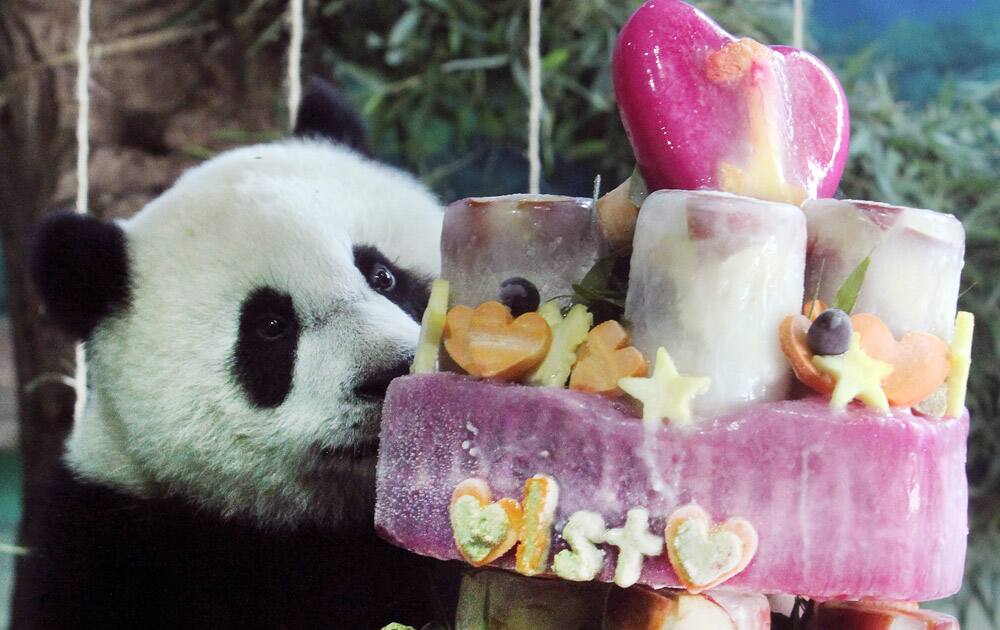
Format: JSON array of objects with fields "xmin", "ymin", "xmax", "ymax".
[{"xmin": 0, "ymin": 1, "xmax": 286, "ymax": 625}]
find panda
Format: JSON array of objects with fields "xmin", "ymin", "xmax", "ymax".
[{"xmin": 16, "ymin": 79, "xmax": 461, "ymax": 630}]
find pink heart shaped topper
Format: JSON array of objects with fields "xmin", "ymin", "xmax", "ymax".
[{"xmin": 614, "ymin": 0, "xmax": 850, "ymax": 204}]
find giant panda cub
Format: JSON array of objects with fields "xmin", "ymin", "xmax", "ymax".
[{"xmin": 18, "ymin": 80, "xmax": 461, "ymax": 630}]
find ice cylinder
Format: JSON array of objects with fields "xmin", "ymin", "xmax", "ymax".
[
  {"xmin": 441, "ymin": 195, "xmax": 606, "ymax": 309},
  {"xmin": 625, "ymin": 190, "xmax": 806, "ymax": 417},
  {"xmin": 803, "ymin": 199, "xmax": 965, "ymax": 342}
]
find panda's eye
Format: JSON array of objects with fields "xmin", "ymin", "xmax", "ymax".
[
  {"xmin": 370, "ymin": 263, "xmax": 396, "ymax": 293},
  {"xmin": 256, "ymin": 314, "xmax": 291, "ymax": 341}
]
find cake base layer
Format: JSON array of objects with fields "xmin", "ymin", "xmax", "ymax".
[{"xmin": 375, "ymin": 373, "xmax": 968, "ymax": 600}]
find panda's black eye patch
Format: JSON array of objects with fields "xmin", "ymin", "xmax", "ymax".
[
  {"xmin": 353, "ymin": 245, "xmax": 430, "ymax": 322},
  {"xmin": 233, "ymin": 288, "xmax": 300, "ymax": 408}
]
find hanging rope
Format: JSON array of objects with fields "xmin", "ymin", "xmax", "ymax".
[
  {"xmin": 528, "ymin": 0, "xmax": 542, "ymax": 194},
  {"xmin": 73, "ymin": 0, "xmax": 92, "ymax": 418},
  {"xmin": 75, "ymin": 0, "xmax": 91, "ymax": 215},
  {"xmin": 793, "ymin": 0, "xmax": 804, "ymax": 49},
  {"xmin": 287, "ymin": 0, "xmax": 305, "ymax": 130}
]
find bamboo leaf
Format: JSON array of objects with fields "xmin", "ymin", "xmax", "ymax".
[{"xmin": 833, "ymin": 255, "xmax": 872, "ymax": 314}]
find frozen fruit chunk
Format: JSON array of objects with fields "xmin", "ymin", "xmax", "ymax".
[
  {"xmin": 810, "ymin": 600, "xmax": 959, "ymax": 630},
  {"xmin": 803, "ymin": 199, "xmax": 965, "ymax": 342},
  {"xmin": 441, "ymin": 195, "xmax": 607, "ymax": 309},
  {"xmin": 527, "ymin": 303, "xmax": 593, "ymax": 388},
  {"xmin": 411, "ymin": 279, "xmax": 449, "ymax": 374},
  {"xmin": 376, "ymin": 373, "xmax": 968, "ymax": 601},
  {"xmin": 614, "ymin": 0, "xmax": 849, "ymax": 203},
  {"xmin": 625, "ymin": 190, "xmax": 806, "ymax": 417}
]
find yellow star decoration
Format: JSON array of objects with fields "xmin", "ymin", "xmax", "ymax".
[
  {"xmin": 618, "ymin": 347, "xmax": 711, "ymax": 430},
  {"xmin": 812, "ymin": 332, "xmax": 894, "ymax": 413}
]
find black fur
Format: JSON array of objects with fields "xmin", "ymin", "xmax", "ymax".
[
  {"xmin": 294, "ymin": 77, "xmax": 371, "ymax": 156},
  {"xmin": 30, "ymin": 213, "xmax": 130, "ymax": 339},
  {"xmin": 232, "ymin": 287, "xmax": 300, "ymax": 408},
  {"xmin": 353, "ymin": 245, "xmax": 431, "ymax": 323},
  {"xmin": 14, "ymin": 463, "xmax": 461, "ymax": 630}
]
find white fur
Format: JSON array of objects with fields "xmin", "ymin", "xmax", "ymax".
[{"xmin": 66, "ymin": 140, "xmax": 443, "ymax": 527}]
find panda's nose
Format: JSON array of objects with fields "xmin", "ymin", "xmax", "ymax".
[{"xmin": 353, "ymin": 357, "xmax": 412, "ymax": 401}]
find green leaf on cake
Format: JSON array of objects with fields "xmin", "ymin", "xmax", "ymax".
[{"xmin": 833, "ymin": 255, "xmax": 871, "ymax": 314}]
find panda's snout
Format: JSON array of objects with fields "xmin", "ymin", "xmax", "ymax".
[{"xmin": 353, "ymin": 357, "xmax": 412, "ymax": 402}]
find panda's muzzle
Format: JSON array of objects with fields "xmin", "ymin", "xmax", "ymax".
[{"xmin": 353, "ymin": 358, "xmax": 412, "ymax": 402}]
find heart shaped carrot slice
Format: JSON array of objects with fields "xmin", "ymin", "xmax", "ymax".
[
  {"xmin": 467, "ymin": 301, "xmax": 552, "ymax": 381},
  {"xmin": 443, "ymin": 305, "xmax": 477, "ymax": 375},
  {"xmin": 851, "ymin": 314, "xmax": 949, "ymax": 408},
  {"xmin": 570, "ymin": 320, "xmax": 649, "ymax": 397},
  {"xmin": 780, "ymin": 312, "xmax": 949, "ymax": 408}
]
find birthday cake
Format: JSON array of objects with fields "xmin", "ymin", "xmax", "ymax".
[{"xmin": 374, "ymin": 1, "xmax": 972, "ymax": 628}]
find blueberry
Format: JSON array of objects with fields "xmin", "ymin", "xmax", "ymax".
[
  {"xmin": 807, "ymin": 308, "xmax": 852, "ymax": 356},
  {"xmin": 498, "ymin": 277, "xmax": 540, "ymax": 316}
]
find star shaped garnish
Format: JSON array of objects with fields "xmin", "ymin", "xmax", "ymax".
[
  {"xmin": 812, "ymin": 332, "xmax": 894, "ymax": 413},
  {"xmin": 603, "ymin": 507, "xmax": 663, "ymax": 588},
  {"xmin": 618, "ymin": 347, "xmax": 711, "ymax": 430}
]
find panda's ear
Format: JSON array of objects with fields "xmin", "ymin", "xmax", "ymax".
[
  {"xmin": 30, "ymin": 213, "xmax": 130, "ymax": 339},
  {"xmin": 293, "ymin": 77, "xmax": 371, "ymax": 156}
]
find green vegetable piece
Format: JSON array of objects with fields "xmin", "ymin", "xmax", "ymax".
[
  {"xmin": 410, "ymin": 279, "xmax": 450, "ymax": 374},
  {"xmin": 380, "ymin": 624, "xmax": 415, "ymax": 630},
  {"xmin": 527, "ymin": 302, "xmax": 593, "ymax": 387},
  {"xmin": 833, "ymin": 255, "xmax": 871, "ymax": 314}
]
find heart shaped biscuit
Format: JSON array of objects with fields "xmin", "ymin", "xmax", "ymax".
[
  {"xmin": 851, "ymin": 314, "xmax": 950, "ymax": 408},
  {"xmin": 449, "ymin": 478, "xmax": 522, "ymax": 567},
  {"xmin": 665, "ymin": 504, "xmax": 757, "ymax": 594},
  {"xmin": 463, "ymin": 301, "xmax": 552, "ymax": 380}
]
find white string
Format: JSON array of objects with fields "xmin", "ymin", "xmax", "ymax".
[
  {"xmin": 528, "ymin": 0, "xmax": 542, "ymax": 194},
  {"xmin": 74, "ymin": 0, "xmax": 92, "ymax": 419},
  {"xmin": 75, "ymin": 0, "xmax": 91, "ymax": 214},
  {"xmin": 287, "ymin": 0, "xmax": 304, "ymax": 130},
  {"xmin": 793, "ymin": 0, "xmax": 804, "ymax": 49}
]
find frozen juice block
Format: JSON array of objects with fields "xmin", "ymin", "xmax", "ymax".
[
  {"xmin": 375, "ymin": 374, "xmax": 968, "ymax": 602},
  {"xmin": 455, "ymin": 569, "xmax": 770, "ymax": 630},
  {"xmin": 625, "ymin": 190, "xmax": 806, "ymax": 417},
  {"xmin": 606, "ymin": 587, "xmax": 771, "ymax": 630},
  {"xmin": 442, "ymin": 195, "xmax": 606, "ymax": 308},
  {"xmin": 455, "ymin": 569, "xmax": 607, "ymax": 629},
  {"xmin": 803, "ymin": 199, "xmax": 965, "ymax": 342},
  {"xmin": 614, "ymin": 0, "xmax": 849, "ymax": 204},
  {"xmin": 810, "ymin": 601, "xmax": 959, "ymax": 630}
]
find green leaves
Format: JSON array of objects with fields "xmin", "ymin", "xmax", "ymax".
[
  {"xmin": 571, "ymin": 250, "xmax": 630, "ymax": 324},
  {"xmin": 832, "ymin": 255, "xmax": 871, "ymax": 314}
]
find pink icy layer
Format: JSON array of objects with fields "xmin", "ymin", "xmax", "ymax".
[{"xmin": 375, "ymin": 374, "xmax": 968, "ymax": 601}]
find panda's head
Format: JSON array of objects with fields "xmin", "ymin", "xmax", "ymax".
[{"xmin": 31, "ymin": 80, "xmax": 442, "ymax": 528}]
